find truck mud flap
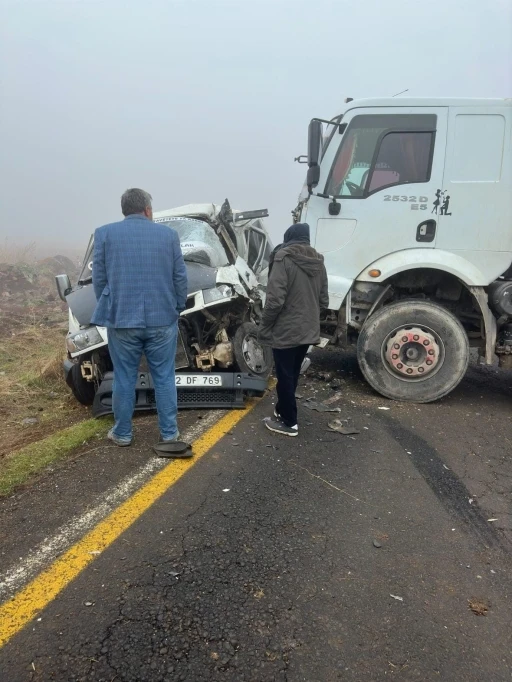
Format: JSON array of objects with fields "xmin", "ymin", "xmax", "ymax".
[{"xmin": 92, "ymin": 371, "xmax": 267, "ymax": 418}]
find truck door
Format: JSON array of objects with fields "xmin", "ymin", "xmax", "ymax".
[
  {"xmin": 436, "ymin": 107, "xmax": 512, "ymax": 275},
  {"xmin": 305, "ymin": 107, "xmax": 448, "ymax": 308}
]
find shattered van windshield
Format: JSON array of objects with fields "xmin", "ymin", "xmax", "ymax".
[
  {"xmin": 79, "ymin": 218, "xmax": 229, "ymax": 284},
  {"xmin": 155, "ymin": 217, "xmax": 229, "ymax": 268}
]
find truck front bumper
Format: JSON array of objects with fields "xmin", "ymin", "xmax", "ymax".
[{"xmin": 92, "ymin": 371, "xmax": 267, "ymax": 417}]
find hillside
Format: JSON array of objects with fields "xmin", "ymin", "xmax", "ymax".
[{"xmin": 0, "ymin": 256, "xmax": 79, "ymax": 327}]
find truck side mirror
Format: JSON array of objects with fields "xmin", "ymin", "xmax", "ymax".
[
  {"xmin": 55, "ymin": 274, "xmax": 71, "ymax": 301},
  {"xmin": 308, "ymin": 119, "xmax": 323, "ymax": 167},
  {"xmin": 307, "ymin": 166, "xmax": 321, "ymax": 190},
  {"xmin": 307, "ymin": 119, "xmax": 323, "ymax": 190}
]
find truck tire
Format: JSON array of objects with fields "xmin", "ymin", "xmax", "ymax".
[
  {"xmin": 69, "ymin": 361, "xmax": 96, "ymax": 406},
  {"xmin": 233, "ymin": 322, "xmax": 273, "ymax": 381},
  {"xmin": 357, "ymin": 300, "xmax": 469, "ymax": 403}
]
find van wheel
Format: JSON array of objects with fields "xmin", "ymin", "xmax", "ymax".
[
  {"xmin": 233, "ymin": 322, "xmax": 273, "ymax": 380},
  {"xmin": 357, "ymin": 300, "xmax": 469, "ymax": 403},
  {"xmin": 69, "ymin": 362, "xmax": 96, "ymax": 405}
]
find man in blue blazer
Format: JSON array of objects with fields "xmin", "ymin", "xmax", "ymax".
[{"xmin": 92, "ymin": 188, "xmax": 188, "ymax": 447}]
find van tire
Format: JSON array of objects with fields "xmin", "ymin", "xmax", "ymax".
[
  {"xmin": 233, "ymin": 322, "xmax": 273, "ymax": 380},
  {"xmin": 69, "ymin": 362, "xmax": 96, "ymax": 405},
  {"xmin": 357, "ymin": 300, "xmax": 469, "ymax": 403}
]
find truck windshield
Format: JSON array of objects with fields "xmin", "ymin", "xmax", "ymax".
[{"xmin": 325, "ymin": 114, "xmax": 436, "ymax": 197}]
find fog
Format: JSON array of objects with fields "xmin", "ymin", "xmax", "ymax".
[{"xmin": 1, "ymin": 0, "xmax": 510, "ymax": 253}]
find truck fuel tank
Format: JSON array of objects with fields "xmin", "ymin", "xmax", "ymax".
[{"xmin": 488, "ymin": 280, "xmax": 512, "ymax": 317}]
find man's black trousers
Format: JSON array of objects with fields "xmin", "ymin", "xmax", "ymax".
[{"xmin": 272, "ymin": 345, "xmax": 309, "ymax": 427}]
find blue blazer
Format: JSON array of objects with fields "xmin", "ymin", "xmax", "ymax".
[{"xmin": 91, "ymin": 215, "xmax": 188, "ymax": 328}]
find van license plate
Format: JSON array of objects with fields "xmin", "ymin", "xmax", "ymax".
[{"xmin": 176, "ymin": 374, "xmax": 223, "ymax": 387}]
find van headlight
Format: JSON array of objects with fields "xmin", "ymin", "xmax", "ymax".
[
  {"xmin": 202, "ymin": 285, "xmax": 233, "ymax": 304},
  {"xmin": 67, "ymin": 326, "xmax": 104, "ymax": 353}
]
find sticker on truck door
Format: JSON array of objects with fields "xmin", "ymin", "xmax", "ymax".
[
  {"xmin": 383, "ymin": 195, "xmax": 429, "ymax": 210},
  {"xmin": 432, "ymin": 189, "xmax": 452, "ymax": 216}
]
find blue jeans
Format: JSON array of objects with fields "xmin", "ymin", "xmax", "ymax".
[{"xmin": 107, "ymin": 325, "xmax": 179, "ymax": 442}]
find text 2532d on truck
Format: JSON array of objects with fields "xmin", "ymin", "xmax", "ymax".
[{"xmin": 55, "ymin": 200, "xmax": 273, "ymax": 415}]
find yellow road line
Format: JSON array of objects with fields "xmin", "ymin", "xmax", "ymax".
[{"xmin": 0, "ymin": 402, "xmax": 257, "ymax": 648}]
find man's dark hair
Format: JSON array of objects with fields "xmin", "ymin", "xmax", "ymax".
[{"xmin": 121, "ymin": 188, "xmax": 152, "ymax": 216}]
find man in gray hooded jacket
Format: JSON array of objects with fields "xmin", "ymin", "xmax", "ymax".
[{"xmin": 259, "ymin": 223, "xmax": 329, "ymax": 436}]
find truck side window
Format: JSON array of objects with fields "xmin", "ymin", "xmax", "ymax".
[
  {"xmin": 325, "ymin": 114, "xmax": 436, "ymax": 198},
  {"xmin": 368, "ymin": 131, "xmax": 434, "ymax": 194}
]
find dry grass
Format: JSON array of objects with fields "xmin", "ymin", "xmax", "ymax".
[
  {"xmin": 0, "ymin": 238, "xmax": 37, "ymax": 265},
  {"xmin": 0, "ymin": 246, "xmax": 105, "ymax": 493},
  {"xmin": 0, "ymin": 417, "xmax": 112, "ymax": 496},
  {"xmin": 0, "ymin": 315, "xmax": 90, "ymax": 458}
]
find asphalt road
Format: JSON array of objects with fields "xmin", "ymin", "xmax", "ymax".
[{"xmin": 0, "ymin": 349, "xmax": 511, "ymax": 682}]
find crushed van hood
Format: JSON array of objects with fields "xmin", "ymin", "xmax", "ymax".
[
  {"xmin": 66, "ymin": 200, "xmax": 272, "ymax": 328},
  {"xmin": 67, "ymin": 262, "xmax": 219, "ymax": 327}
]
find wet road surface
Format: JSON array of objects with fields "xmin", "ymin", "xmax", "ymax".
[{"xmin": 0, "ymin": 349, "xmax": 511, "ymax": 681}]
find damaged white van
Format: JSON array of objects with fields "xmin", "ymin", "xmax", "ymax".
[{"xmin": 56, "ymin": 200, "xmax": 273, "ymax": 415}]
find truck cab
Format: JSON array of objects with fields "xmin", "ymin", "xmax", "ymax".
[{"xmin": 295, "ymin": 98, "xmax": 512, "ymax": 402}]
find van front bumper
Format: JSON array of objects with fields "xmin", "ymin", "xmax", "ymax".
[{"xmin": 92, "ymin": 371, "xmax": 267, "ymax": 417}]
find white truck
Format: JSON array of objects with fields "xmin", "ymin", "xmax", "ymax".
[{"xmin": 293, "ymin": 97, "xmax": 512, "ymax": 402}]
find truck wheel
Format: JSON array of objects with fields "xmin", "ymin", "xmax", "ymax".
[
  {"xmin": 233, "ymin": 322, "xmax": 273, "ymax": 380},
  {"xmin": 69, "ymin": 362, "xmax": 96, "ymax": 405},
  {"xmin": 357, "ymin": 300, "xmax": 469, "ymax": 403}
]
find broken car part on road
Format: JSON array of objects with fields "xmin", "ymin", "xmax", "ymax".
[{"xmin": 56, "ymin": 200, "xmax": 273, "ymax": 414}]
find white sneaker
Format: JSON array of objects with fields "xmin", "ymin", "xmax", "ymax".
[{"xmin": 265, "ymin": 420, "xmax": 298, "ymax": 437}]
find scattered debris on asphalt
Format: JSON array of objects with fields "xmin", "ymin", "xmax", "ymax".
[
  {"xmin": 222, "ymin": 488, "xmax": 230, "ymax": 492},
  {"xmin": 373, "ymin": 540, "xmax": 382, "ymax": 548},
  {"xmin": 390, "ymin": 594, "xmax": 404, "ymax": 602},
  {"xmin": 289, "ymin": 461, "xmax": 362, "ymax": 502},
  {"xmin": 22, "ymin": 417, "xmax": 38, "ymax": 426},
  {"xmin": 378, "ymin": 407, "xmax": 391, "ymax": 411},
  {"xmin": 316, "ymin": 371, "xmax": 335, "ymax": 382},
  {"xmin": 487, "ymin": 518, "xmax": 498, "ymax": 522},
  {"xmin": 84, "ymin": 601, "xmax": 94, "ymax": 607},
  {"xmin": 328, "ymin": 419, "xmax": 360, "ymax": 435},
  {"xmin": 303, "ymin": 400, "xmax": 341, "ymax": 413},
  {"xmin": 323, "ymin": 393, "xmax": 343, "ymax": 405},
  {"xmin": 468, "ymin": 598, "xmax": 489, "ymax": 616}
]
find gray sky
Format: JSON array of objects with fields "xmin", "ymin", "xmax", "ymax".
[{"xmin": 1, "ymin": 0, "xmax": 511, "ymax": 253}]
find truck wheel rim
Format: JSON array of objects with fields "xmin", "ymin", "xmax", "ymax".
[
  {"xmin": 383, "ymin": 325, "xmax": 444, "ymax": 381},
  {"xmin": 242, "ymin": 334, "xmax": 268, "ymax": 374}
]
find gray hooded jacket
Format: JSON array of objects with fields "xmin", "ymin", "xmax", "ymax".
[{"xmin": 259, "ymin": 243, "xmax": 329, "ymax": 349}]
